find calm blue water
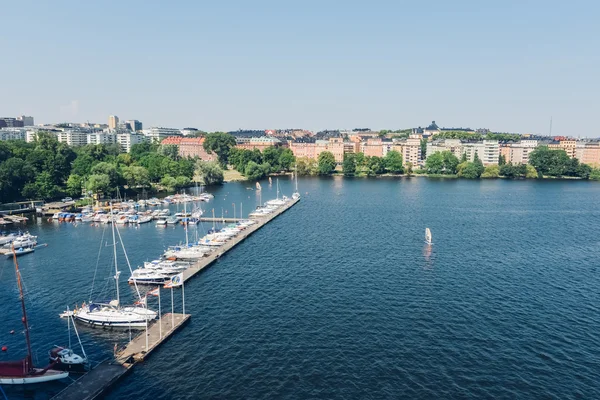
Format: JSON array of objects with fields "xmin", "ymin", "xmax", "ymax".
[{"xmin": 2, "ymin": 177, "xmax": 600, "ymax": 399}]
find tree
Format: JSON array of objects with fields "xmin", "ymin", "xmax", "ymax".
[
  {"xmin": 481, "ymin": 165, "xmax": 500, "ymax": 178},
  {"xmin": 473, "ymin": 153, "xmax": 485, "ymax": 177},
  {"xmin": 66, "ymin": 174, "xmax": 83, "ymax": 197},
  {"xmin": 90, "ymin": 162, "xmax": 119, "ymax": 187},
  {"xmin": 457, "ymin": 162, "xmax": 482, "ymax": 179},
  {"xmin": 525, "ymin": 164, "xmax": 538, "ymax": 179},
  {"xmin": 22, "ymin": 171, "xmax": 62, "ymax": 200},
  {"xmin": 160, "ymin": 175, "xmax": 177, "ymax": 191},
  {"xmin": 460, "ymin": 153, "xmax": 468, "ymax": 163},
  {"xmin": 244, "ymin": 161, "xmax": 269, "ymax": 180},
  {"xmin": 195, "ymin": 160, "xmax": 224, "ymax": 185},
  {"xmin": 86, "ymin": 174, "xmax": 111, "ymax": 196},
  {"xmin": 122, "ymin": 166, "xmax": 150, "ymax": 188},
  {"xmin": 278, "ymin": 148, "xmax": 295, "ymax": 171},
  {"xmin": 425, "ymin": 152, "xmax": 444, "ymax": 174},
  {"xmin": 262, "ymin": 146, "xmax": 282, "ymax": 171},
  {"xmin": 384, "ymin": 150, "xmax": 404, "ymax": 174},
  {"xmin": 203, "ymin": 132, "xmax": 236, "ymax": 167},
  {"xmin": 158, "ymin": 144, "xmax": 179, "ymax": 160},
  {"xmin": 367, "ymin": 156, "xmax": 385, "ymax": 175},
  {"xmin": 528, "ymin": 146, "xmax": 570, "ymax": 177},
  {"xmin": 0, "ymin": 158, "xmax": 35, "ymax": 202},
  {"xmin": 442, "ymin": 151, "xmax": 459, "ymax": 174},
  {"xmin": 420, "ymin": 139, "xmax": 428, "ymax": 159},
  {"xmin": 498, "ymin": 154, "xmax": 506, "ymax": 166},
  {"xmin": 342, "ymin": 153, "xmax": 357, "ymax": 176},
  {"xmin": 175, "ymin": 176, "xmax": 191, "ymax": 188},
  {"xmin": 317, "ymin": 151, "xmax": 336, "ymax": 175}
]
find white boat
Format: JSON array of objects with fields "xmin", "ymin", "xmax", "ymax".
[
  {"xmin": 0, "ymin": 249, "xmax": 70, "ymax": 384},
  {"xmin": 0, "ymin": 233, "xmax": 17, "ymax": 245},
  {"xmin": 156, "ymin": 218, "xmax": 167, "ymax": 226},
  {"xmin": 63, "ymin": 205, "xmax": 157, "ymax": 328},
  {"xmin": 49, "ymin": 307, "xmax": 88, "ymax": 373},
  {"xmin": 292, "ymin": 162, "xmax": 301, "ymax": 200},
  {"xmin": 128, "ymin": 269, "xmax": 172, "ymax": 285},
  {"xmin": 425, "ymin": 228, "xmax": 432, "ymax": 245},
  {"xmin": 137, "ymin": 216, "xmax": 152, "ymax": 224},
  {"xmin": 6, "ymin": 246, "xmax": 35, "ymax": 257},
  {"xmin": 256, "ymin": 182, "xmax": 262, "ymax": 191}
]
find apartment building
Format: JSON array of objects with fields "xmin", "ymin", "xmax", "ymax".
[
  {"xmin": 427, "ymin": 139, "xmax": 499, "ymax": 165},
  {"xmin": 117, "ymin": 133, "xmax": 147, "ymax": 153}
]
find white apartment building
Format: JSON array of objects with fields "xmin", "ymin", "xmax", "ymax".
[
  {"xmin": 57, "ymin": 131, "xmax": 88, "ymax": 146},
  {"xmin": 500, "ymin": 140, "xmax": 538, "ymax": 164},
  {"xmin": 0, "ymin": 128, "xmax": 27, "ymax": 141},
  {"xmin": 117, "ymin": 133, "xmax": 147, "ymax": 153},
  {"xmin": 145, "ymin": 127, "xmax": 181, "ymax": 142},
  {"xmin": 87, "ymin": 133, "xmax": 117, "ymax": 145},
  {"xmin": 427, "ymin": 139, "xmax": 500, "ymax": 165}
]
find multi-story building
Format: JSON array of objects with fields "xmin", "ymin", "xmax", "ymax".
[
  {"xmin": 87, "ymin": 133, "xmax": 117, "ymax": 145},
  {"xmin": 0, "ymin": 118, "xmax": 24, "ymax": 128},
  {"xmin": 16, "ymin": 115, "xmax": 34, "ymax": 126},
  {"xmin": 0, "ymin": 128, "xmax": 27, "ymax": 141},
  {"xmin": 108, "ymin": 115, "xmax": 119, "ymax": 130},
  {"xmin": 500, "ymin": 140, "xmax": 538, "ymax": 164},
  {"xmin": 361, "ymin": 138, "xmax": 384, "ymax": 157},
  {"xmin": 427, "ymin": 139, "xmax": 499, "ymax": 165},
  {"xmin": 236, "ymin": 136, "xmax": 281, "ymax": 152},
  {"xmin": 146, "ymin": 127, "xmax": 181, "ymax": 142},
  {"xmin": 179, "ymin": 137, "xmax": 216, "ymax": 161},
  {"xmin": 579, "ymin": 141, "xmax": 600, "ymax": 166},
  {"xmin": 57, "ymin": 131, "xmax": 88, "ymax": 146},
  {"xmin": 181, "ymin": 127, "xmax": 200, "ymax": 136},
  {"xmin": 125, "ymin": 120, "xmax": 143, "ymax": 132},
  {"xmin": 117, "ymin": 133, "xmax": 147, "ymax": 153}
]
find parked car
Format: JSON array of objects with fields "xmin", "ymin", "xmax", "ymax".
[{"xmin": 62, "ymin": 197, "xmax": 73, "ymax": 202}]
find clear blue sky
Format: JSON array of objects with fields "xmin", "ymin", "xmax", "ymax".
[{"xmin": 3, "ymin": 0, "xmax": 599, "ymax": 135}]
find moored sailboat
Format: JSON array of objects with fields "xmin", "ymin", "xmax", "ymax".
[
  {"xmin": 425, "ymin": 228, "xmax": 432, "ymax": 245},
  {"xmin": 0, "ymin": 247, "xmax": 69, "ymax": 384}
]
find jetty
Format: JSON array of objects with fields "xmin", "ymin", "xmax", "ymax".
[
  {"xmin": 52, "ymin": 196, "xmax": 299, "ymax": 399},
  {"xmin": 52, "ymin": 313, "xmax": 190, "ymax": 400},
  {"xmin": 184, "ymin": 196, "xmax": 299, "ymax": 283}
]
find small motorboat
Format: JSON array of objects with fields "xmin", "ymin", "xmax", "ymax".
[{"xmin": 6, "ymin": 246, "xmax": 35, "ymax": 257}]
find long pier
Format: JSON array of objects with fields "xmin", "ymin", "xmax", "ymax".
[
  {"xmin": 52, "ymin": 197, "xmax": 299, "ymax": 399},
  {"xmin": 183, "ymin": 196, "xmax": 299, "ymax": 282},
  {"xmin": 52, "ymin": 313, "xmax": 190, "ymax": 400}
]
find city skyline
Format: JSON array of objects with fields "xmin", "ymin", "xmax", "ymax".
[{"xmin": 3, "ymin": 1, "xmax": 599, "ymax": 134}]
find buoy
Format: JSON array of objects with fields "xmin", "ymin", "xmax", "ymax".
[{"xmin": 2, "ymin": 346, "xmax": 7, "ymax": 351}]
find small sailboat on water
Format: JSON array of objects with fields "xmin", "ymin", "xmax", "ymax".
[
  {"xmin": 425, "ymin": 228, "xmax": 432, "ymax": 245},
  {"xmin": 256, "ymin": 182, "xmax": 262, "ymax": 191},
  {"xmin": 269, "ymin": 176, "xmax": 272, "ymax": 186},
  {"xmin": 49, "ymin": 307, "xmax": 88, "ymax": 373}
]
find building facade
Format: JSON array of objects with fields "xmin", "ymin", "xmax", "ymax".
[
  {"xmin": 427, "ymin": 139, "xmax": 499, "ymax": 165},
  {"xmin": 108, "ymin": 115, "xmax": 119, "ymax": 130},
  {"xmin": 0, "ymin": 118, "xmax": 24, "ymax": 128},
  {"xmin": 0, "ymin": 128, "xmax": 27, "ymax": 141},
  {"xmin": 146, "ymin": 127, "xmax": 182, "ymax": 142},
  {"xmin": 179, "ymin": 138, "xmax": 216, "ymax": 161},
  {"xmin": 16, "ymin": 115, "xmax": 34, "ymax": 126},
  {"xmin": 57, "ymin": 131, "xmax": 88, "ymax": 146},
  {"xmin": 117, "ymin": 133, "xmax": 147, "ymax": 153},
  {"xmin": 236, "ymin": 137, "xmax": 281, "ymax": 152},
  {"xmin": 87, "ymin": 133, "xmax": 117, "ymax": 145},
  {"xmin": 125, "ymin": 120, "xmax": 143, "ymax": 132}
]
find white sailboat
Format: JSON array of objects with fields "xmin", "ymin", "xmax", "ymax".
[
  {"xmin": 256, "ymin": 182, "xmax": 262, "ymax": 191},
  {"xmin": 61, "ymin": 203, "xmax": 157, "ymax": 328},
  {"xmin": 425, "ymin": 228, "xmax": 433, "ymax": 245},
  {"xmin": 292, "ymin": 162, "xmax": 300, "ymax": 200},
  {"xmin": 49, "ymin": 307, "xmax": 88, "ymax": 373}
]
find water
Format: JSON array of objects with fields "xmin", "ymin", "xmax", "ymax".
[{"xmin": 2, "ymin": 178, "xmax": 600, "ymax": 399}]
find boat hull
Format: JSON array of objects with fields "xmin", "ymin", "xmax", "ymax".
[{"xmin": 0, "ymin": 369, "xmax": 69, "ymax": 385}]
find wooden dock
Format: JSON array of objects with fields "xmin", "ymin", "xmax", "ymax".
[
  {"xmin": 183, "ymin": 196, "xmax": 299, "ymax": 283},
  {"xmin": 52, "ymin": 313, "xmax": 190, "ymax": 400},
  {"xmin": 200, "ymin": 217, "xmax": 242, "ymax": 223}
]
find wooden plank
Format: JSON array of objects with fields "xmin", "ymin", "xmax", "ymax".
[{"xmin": 51, "ymin": 360, "xmax": 131, "ymax": 400}]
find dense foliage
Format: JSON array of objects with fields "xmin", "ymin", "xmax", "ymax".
[
  {"xmin": 203, "ymin": 132, "xmax": 237, "ymax": 167},
  {"xmin": 528, "ymin": 146, "xmax": 591, "ymax": 178},
  {"xmin": 425, "ymin": 151, "xmax": 459, "ymax": 175},
  {"xmin": 229, "ymin": 146, "xmax": 295, "ymax": 180},
  {"xmin": 0, "ymin": 133, "xmax": 201, "ymax": 202}
]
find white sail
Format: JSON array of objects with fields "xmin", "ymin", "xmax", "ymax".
[
  {"xmin": 256, "ymin": 182, "xmax": 262, "ymax": 191},
  {"xmin": 425, "ymin": 228, "xmax": 432, "ymax": 244}
]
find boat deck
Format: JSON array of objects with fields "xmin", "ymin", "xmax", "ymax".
[{"xmin": 183, "ymin": 197, "xmax": 299, "ymax": 283}]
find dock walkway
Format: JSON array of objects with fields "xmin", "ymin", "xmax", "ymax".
[
  {"xmin": 183, "ymin": 196, "xmax": 299, "ymax": 282},
  {"xmin": 52, "ymin": 313, "xmax": 190, "ymax": 400}
]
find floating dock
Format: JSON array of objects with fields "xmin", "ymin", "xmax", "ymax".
[
  {"xmin": 184, "ymin": 196, "xmax": 299, "ymax": 283},
  {"xmin": 52, "ymin": 313, "xmax": 190, "ymax": 400}
]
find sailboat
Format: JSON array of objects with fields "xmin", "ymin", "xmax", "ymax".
[
  {"xmin": 61, "ymin": 203, "xmax": 157, "ymax": 328},
  {"xmin": 269, "ymin": 176, "xmax": 272, "ymax": 186},
  {"xmin": 256, "ymin": 182, "xmax": 262, "ymax": 191},
  {"xmin": 0, "ymin": 247, "xmax": 69, "ymax": 384},
  {"xmin": 292, "ymin": 162, "xmax": 300, "ymax": 200},
  {"xmin": 264, "ymin": 179, "xmax": 288, "ymax": 207},
  {"xmin": 49, "ymin": 307, "xmax": 88, "ymax": 373},
  {"xmin": 425, "ymin": 228, "xmax": 433, "ymax": 245}
]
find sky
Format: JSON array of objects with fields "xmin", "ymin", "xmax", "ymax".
[{"xmin": 2, "ymin": 0, "xmax": 599, "ymax": 135}]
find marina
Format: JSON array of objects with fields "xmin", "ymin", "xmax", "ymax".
[{"xmin": 45, "ymin": 184, "xmax": 300, "ymax": 399}]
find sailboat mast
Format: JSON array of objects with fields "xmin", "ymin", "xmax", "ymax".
[
  {"xmin": 13, "ymin": 247, "xmax": 34, "ymax": 371},
  {"xmin": 110, "ymin": 203, "xmax": 120, "ymax": 304},
  {"xmin": 295, "ymin": 163, "xmax": 299, "ymax": 192},
  {"xmin": 276, "ymin": 179, "xmax": 280, "ymax": 200},
  {"xmin": 184, "ymin": 200, "xmax": 188, "ymax": 247}
]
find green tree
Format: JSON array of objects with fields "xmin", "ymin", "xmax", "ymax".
[
  {"xmin": 317, "ymin": 151, "xmax": 336, "ymax": 175},
  {"xmin": 367, "ymin": 156, "xmax": 385, "ymax": 175},
  {"xmin": 342, "ymin": 153, "xmax": 357, "ymax": 176},
  {"xmin": 525, "ymin": 164, "xmax": 538, "ymax": 179},
  {"xmin": 244, "ymin": 161, "xmax": 268, "ymax": 180},
  {"xmin": 481, "ymin": 165, "xmax": 500, "ymax": 178},
  {"xmin": 195, "ymin": 160, "xmax": 224, "ymax": 185},
  {"xmin": 22, "ymin": 171, "xmax": 62, "ymax": 200},
  {"xmin": 160, "ymin": 175, "xmax": 177, "ymax": 191},
  {"xmin": 66, "ymin": 174, "xmax": 84, "ymax": 197},
  {"xmin": 122, "ymin": 166, "xmax": 150, "ymax": 188},
  {"xmin": 420, "ymin": 139, "xmax": 428, "ymax": 159},
  {"xmin": 262, "ymin": 146, "xmax": 282, "ymax": 171},
  {"xmin": 498, "ymin": 154, "xmax": 506, "ymax": 166},
  {"xmin": 528, "ymin": 146, "xmax": 570, "ymax": 176},
  {"xmin": 86, "ymin": 174, "xmax": 111, "ymax": 196},
  {"xmin": 425, "ymin": 152, "xmax": 444, "ymax": 174},
  {"xmin": 460, "ymin": 153, "xmax": 468, "ymax": 163},
  {"xmin": 384, "ymin": 150, "xmax": 404, "ymax": 173},
  {"xmin": 158, "ymin": 144, "xmax": 179, "ymax": 160},
  {"xmin": 175, "ymin": 175, "xmax": 191, "ymax": 188},
  {"xmin": 203, "ymin": 132, "xmax": 236, "ymax": 167},
  {"xmin": 442, "ymin": 151, "xmax": 459, "ymax": 174},
  {"xmin": 278, "ymin": 148, "xmax": 295, "ymax": 171},
  {"xmin": 90, "ymin": 162, "xmax": 119, "ymax": 187},
  {"xmin": 0, "ymin": 158, "xmax": 35, "ymax": 202},
  {"xmin": 457, "ymin": 162, "xmax": 482, "ymax": 179}
]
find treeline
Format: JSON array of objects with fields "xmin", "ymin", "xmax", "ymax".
[
  {"xmin": 433, "ymin": 131, "xmax": 522, "ymax": 142},
  {"xmin": 228, "ymin": 146, "xmax": 295, "ymax": 180},
  {"xmin": 0, "ymin": 132, "xmax": 221, "ymax": 203},
  {"xmin": 421, "ymin": 147, "xmax": 599, "ymax": 179}
]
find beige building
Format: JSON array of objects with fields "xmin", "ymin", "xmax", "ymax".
[
  {"xmin": 391, "ymin": 135, "xmax": 422, "ymax": 167},
  {"xmin": 289, "ymin": 138, "xmax": 346, "ymax": 163},
  {"xmin": 500, "ymin": 140, "xmax": 538, "ymax": 164},
  {"xmin": 427, "ymin": 139, "xmax": 499, "ymax": 165},
  {"xmin": 108, "ymin": 115, "xmax": 119, "ymax": 130}
]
